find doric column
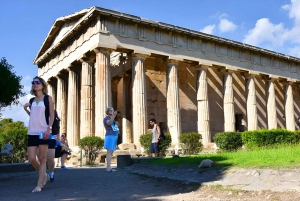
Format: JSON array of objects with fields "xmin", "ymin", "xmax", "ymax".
[
  {"xmin": 47, "ymin": 82, "xmax": 56, "ymax": 109},
  {"xmin": 223, "ymin": 71, "xmax": 235, "ymax": 131},
  {"xmin": 246, "ymin": 75, "xmax": 258, "ymax": 130},
  {"xmin": 94, "ymin": 48, "xmax": 112, "ymax": 139},
  {"xmin": 266, "ymin": 79, "xmax": 277, "ymax": 129},
  {"xmin": 80, "ymin": 60, "xmax": 95, "ymax": 138},
  {"xmin": 67, "ymin": 68, "xmax": 80, "ymax": 147},
  {"xmin": 132, "ymin": 53, "xmax": 148, "ymax": 144},
  {"xmin": 122, "ymin": 75, "xmax": 132, "ymax": 143},
  {"xmin": 285, "ymin": 82, "xmax": 295, "ymax": 130},
  {"xmin": 56, "ymin": 75, "xmax": 68, "ymax": 134},
  {"xmin": 197, "ymin": 67, "xmax": 211, "ymax": 146},
  {"xmin": 167, "ymin": 60, "xmax": 181, "ymax": 144}
]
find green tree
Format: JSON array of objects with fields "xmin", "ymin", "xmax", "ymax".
[
  {"xmin": 0, "ymin": 57, "xmax": 25, "ymax": 110},
  {"xmin": 0, "ymin": 118, "xmax": 28, "ymax": 163}
]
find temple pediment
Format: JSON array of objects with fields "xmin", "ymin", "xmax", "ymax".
[{"xmin": 34, "ymin": 8, "xmax": 90, "ymax": 62}]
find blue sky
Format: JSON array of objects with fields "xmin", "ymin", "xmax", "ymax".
[{"xmin": 1, "ymin": 0, "xmax": 299, "ymax": 124}]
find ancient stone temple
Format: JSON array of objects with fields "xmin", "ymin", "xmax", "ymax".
[{"xmin": 34, "ymin": 6, "xmax": 300, "ymax": 148}]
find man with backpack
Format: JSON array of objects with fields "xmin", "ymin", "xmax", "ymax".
[{"xmin": 46, "ymin": 110, "xmax": 60, "ymax": 181}]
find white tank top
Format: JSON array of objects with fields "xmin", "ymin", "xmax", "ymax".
[{"xmin": 27, "ymin": 101, "xmax": 48, "ymax": 135}]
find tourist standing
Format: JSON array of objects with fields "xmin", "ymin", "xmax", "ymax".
[
  {"xmin": 23, "ymin": 76, "xmax": 54, "ymax": 192},
  {"xmin": 149, "ymin": 118, "xmax": 161, "ymax": 157},
  {"xmin": 103, "ymin": 107, "xmax": 120, "ymax": 172}
]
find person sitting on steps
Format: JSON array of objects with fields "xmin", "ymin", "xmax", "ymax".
[{"xmin": 55, "ymin": 140, "xmax": 72, "ymax": 170}]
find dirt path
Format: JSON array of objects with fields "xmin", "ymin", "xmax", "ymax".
[{"xmin": 0, "ymin": 165, "xmax": 299, "ymax": 201}]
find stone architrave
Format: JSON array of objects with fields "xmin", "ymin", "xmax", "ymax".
[
  {"xmin": 246, "ymin": 75, "xmax": 258, "ymax": 130},
  {"xmin": 132, "ymin": 53, "xmax": 148, "ymax": 144},
  {"xmin": 67, "ymin": 68, "xmax": 80, "ymax": 147},
  {"xmin": 167, "ymin": 60, "xmax": 181, "ymax": 144},
  {"xmin": 223, "ymin": 71, "xmax": 235, "ymax": 131},
  {"xmin": 122, "ymin": 75, "xmax": 132, "ymax": 143},
  {"xmin": 47, "ymin": 83, "xmax": 56, "ymax": 109},
  {"xmin": 56, "ymin": 75, "xmax": 68, "ymax": 134},
  {"xmin": 197, "ymin": 67, "xmax": 211, "ymax": 146},
  {"xmin": 285, "ymin": 82, "xmax": 295, "ymax": 130},
  {"xmin": 94, "ymin": 49, "xmax": 112, "ymax": 139},
  {"xmin": 80, "ymin": 61, "xmax": 94, "ymax": 138},
  {"xmin": 266, "ymin": 79, "xmax": 277, "ymax": 129}
]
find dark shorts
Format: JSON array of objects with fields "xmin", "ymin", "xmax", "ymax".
[
  {"xmin": 48, "ymin": 139, "xmax": 56, "ymax": 149},
  {"xmin": 27, "ymin": 135, "xmax": 50, "ymax": 147},
  {"xmin": 149, "ymin": 142, "xmax": 159, "ymax": 154},
  {"xmin": 55, "ymin": 146, "xmax": 64, "ymax": 158}
]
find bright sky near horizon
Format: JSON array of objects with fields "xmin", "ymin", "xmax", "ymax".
[{"xmin": 1, "ymin": 0, "xmax": 299, "ymax": 125}]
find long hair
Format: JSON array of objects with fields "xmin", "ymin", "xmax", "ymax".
[{"xmin": 30, "ymin": 76, "xmax": 48, "ymax": 96}]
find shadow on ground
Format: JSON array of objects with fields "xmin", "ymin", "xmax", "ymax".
[{"xmin": 0, "ymin": 166, "xmax": 203, "ymax": 201}]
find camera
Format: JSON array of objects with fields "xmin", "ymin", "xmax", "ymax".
[{"xmin": 116, "ymin": 110, "xmax": 121, "ymax": 114}]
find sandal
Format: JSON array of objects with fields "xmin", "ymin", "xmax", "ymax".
[{"xmin": 41, "ymin": 173, "xmax": 50, "ymax": 188}]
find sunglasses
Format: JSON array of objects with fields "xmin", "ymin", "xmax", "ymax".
[{"xmin": 31, "ymin": 80, "xmax": 41, "ymax": 85}]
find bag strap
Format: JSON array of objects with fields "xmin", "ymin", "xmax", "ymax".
[
  {"xmin": 44, "ymin": 95, "xmax": 50, "ymax": 125},
  {"xmin": 29, "ymin": 97, "xmax": 34, "ymax": 109}
]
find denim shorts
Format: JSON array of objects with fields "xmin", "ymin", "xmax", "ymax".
[{"xmin": 149, "ymin": 142, "xmax": 159, "ymax": 153}]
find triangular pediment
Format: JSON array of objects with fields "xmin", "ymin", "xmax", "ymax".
[{"xmin": 34, "ymin": 7, "xmax": 91, "ymax": 62}]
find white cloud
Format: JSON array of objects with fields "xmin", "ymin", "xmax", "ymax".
[
  {"xmin": 243, "ymin": 0, "xmax": 300, "ymax": 57},
  {"xmin": 218, "ymin": 19, "xmax": 237, "ymax": 33},
  {"xmin": 200, "ymin": 24, "xmax": 216, "ymax": 34},
  {"xmin": 282, "ymin": 0, "xmax": 300, "ymax": 25},
  {"xmin": 243, "ymin": 18, "xmax": 285, "ymax": 47},
  {"xmin": 1, "ymin": 94, "xmax": 34, "ymax": 124}
]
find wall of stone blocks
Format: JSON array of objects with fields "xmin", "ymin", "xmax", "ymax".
[
  {"xmin": 293, "ymin": 85, "xmax": 300, "ymax": 130},
  {"xmin": 178, "ymin": 63, "xmax": 197, "ymax": 133},
  {"xmin": 145, "ymin": 58, "xmax": 167, "ymax": 131},
  {"xmin": 275, "ymin": 81, "xmax": 285, "ymax": 128},
  {"xmin": 207, "ymin": 68, "xmax": 224, "ymax": 139},
  {"xmin": 255, "ymin": 77, "xmax": 267, "ymax": 129},
  {"xmin": 233, "ymin": 73, "xmax": 247, "ymax": 131}
]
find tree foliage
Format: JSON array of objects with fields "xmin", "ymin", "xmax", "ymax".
[
  {"xmin": 0, "ymin": 118, "xmax": 28, "ymax": 163},
  {"xmin": 0, "ymin": 57, "xmax": 25, "ymax": 110}
]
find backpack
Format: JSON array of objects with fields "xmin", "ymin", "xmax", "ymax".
[
  {"xmin": 158, "ymin": 127, "xmax": 166, "ymax": 141},
  {"xmin": 29, "ymin": 95, "xmax": 60, "ymax": 134}
]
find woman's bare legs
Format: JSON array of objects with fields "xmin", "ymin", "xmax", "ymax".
[
  {"xmin": 27, "ymin": 146, "xmax": 39, "ymax": 171},
  {"xmin": 106, "ymin": 149, "xmax": 115, "ymax": 171},
  {"xmin": 31, "ymin": 144, "xmax": 49, "ymax": 192}
]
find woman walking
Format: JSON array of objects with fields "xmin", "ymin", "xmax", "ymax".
[
  {"xmin": 24, "ymin": 76, "xmax": 54, "ymax": 192},
  {"xmin": 103, "ymin": 107, "xmax": 120, "ymax": 172}
]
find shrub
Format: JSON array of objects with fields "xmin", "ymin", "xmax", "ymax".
[
  {"xmin": 139, "ymin": 132, "xmax": 172, "ymax": 155},
  {"xmin": 242, "ymin": 128, "xmax": 300, "ymax": 149},
  {"xmin": 158, "ymin": 132, "xmax": 172, "ymax": 154},
  {"xmin": 179, "ymin": 132, "xmax": 203, "ymax": 155},
  {"xmin": 78, "ymin": 136, "xmax": 104, "ymax": 165},
  {"xmin": 0, "ymin": 119, "xmax": 28, "ymax": 163},
  {"xmin": 213, "ymin": 132, "xmax": 243, "ymax": 151}
]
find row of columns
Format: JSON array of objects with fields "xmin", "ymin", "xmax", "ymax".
[{"xmin": 47, "ymin": 48, "xmax": 297, "ymax": 148}]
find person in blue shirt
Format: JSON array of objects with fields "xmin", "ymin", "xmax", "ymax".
[{"xmin": 103, "ymin": 107, "xmax": 120, "ymax": 172}]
